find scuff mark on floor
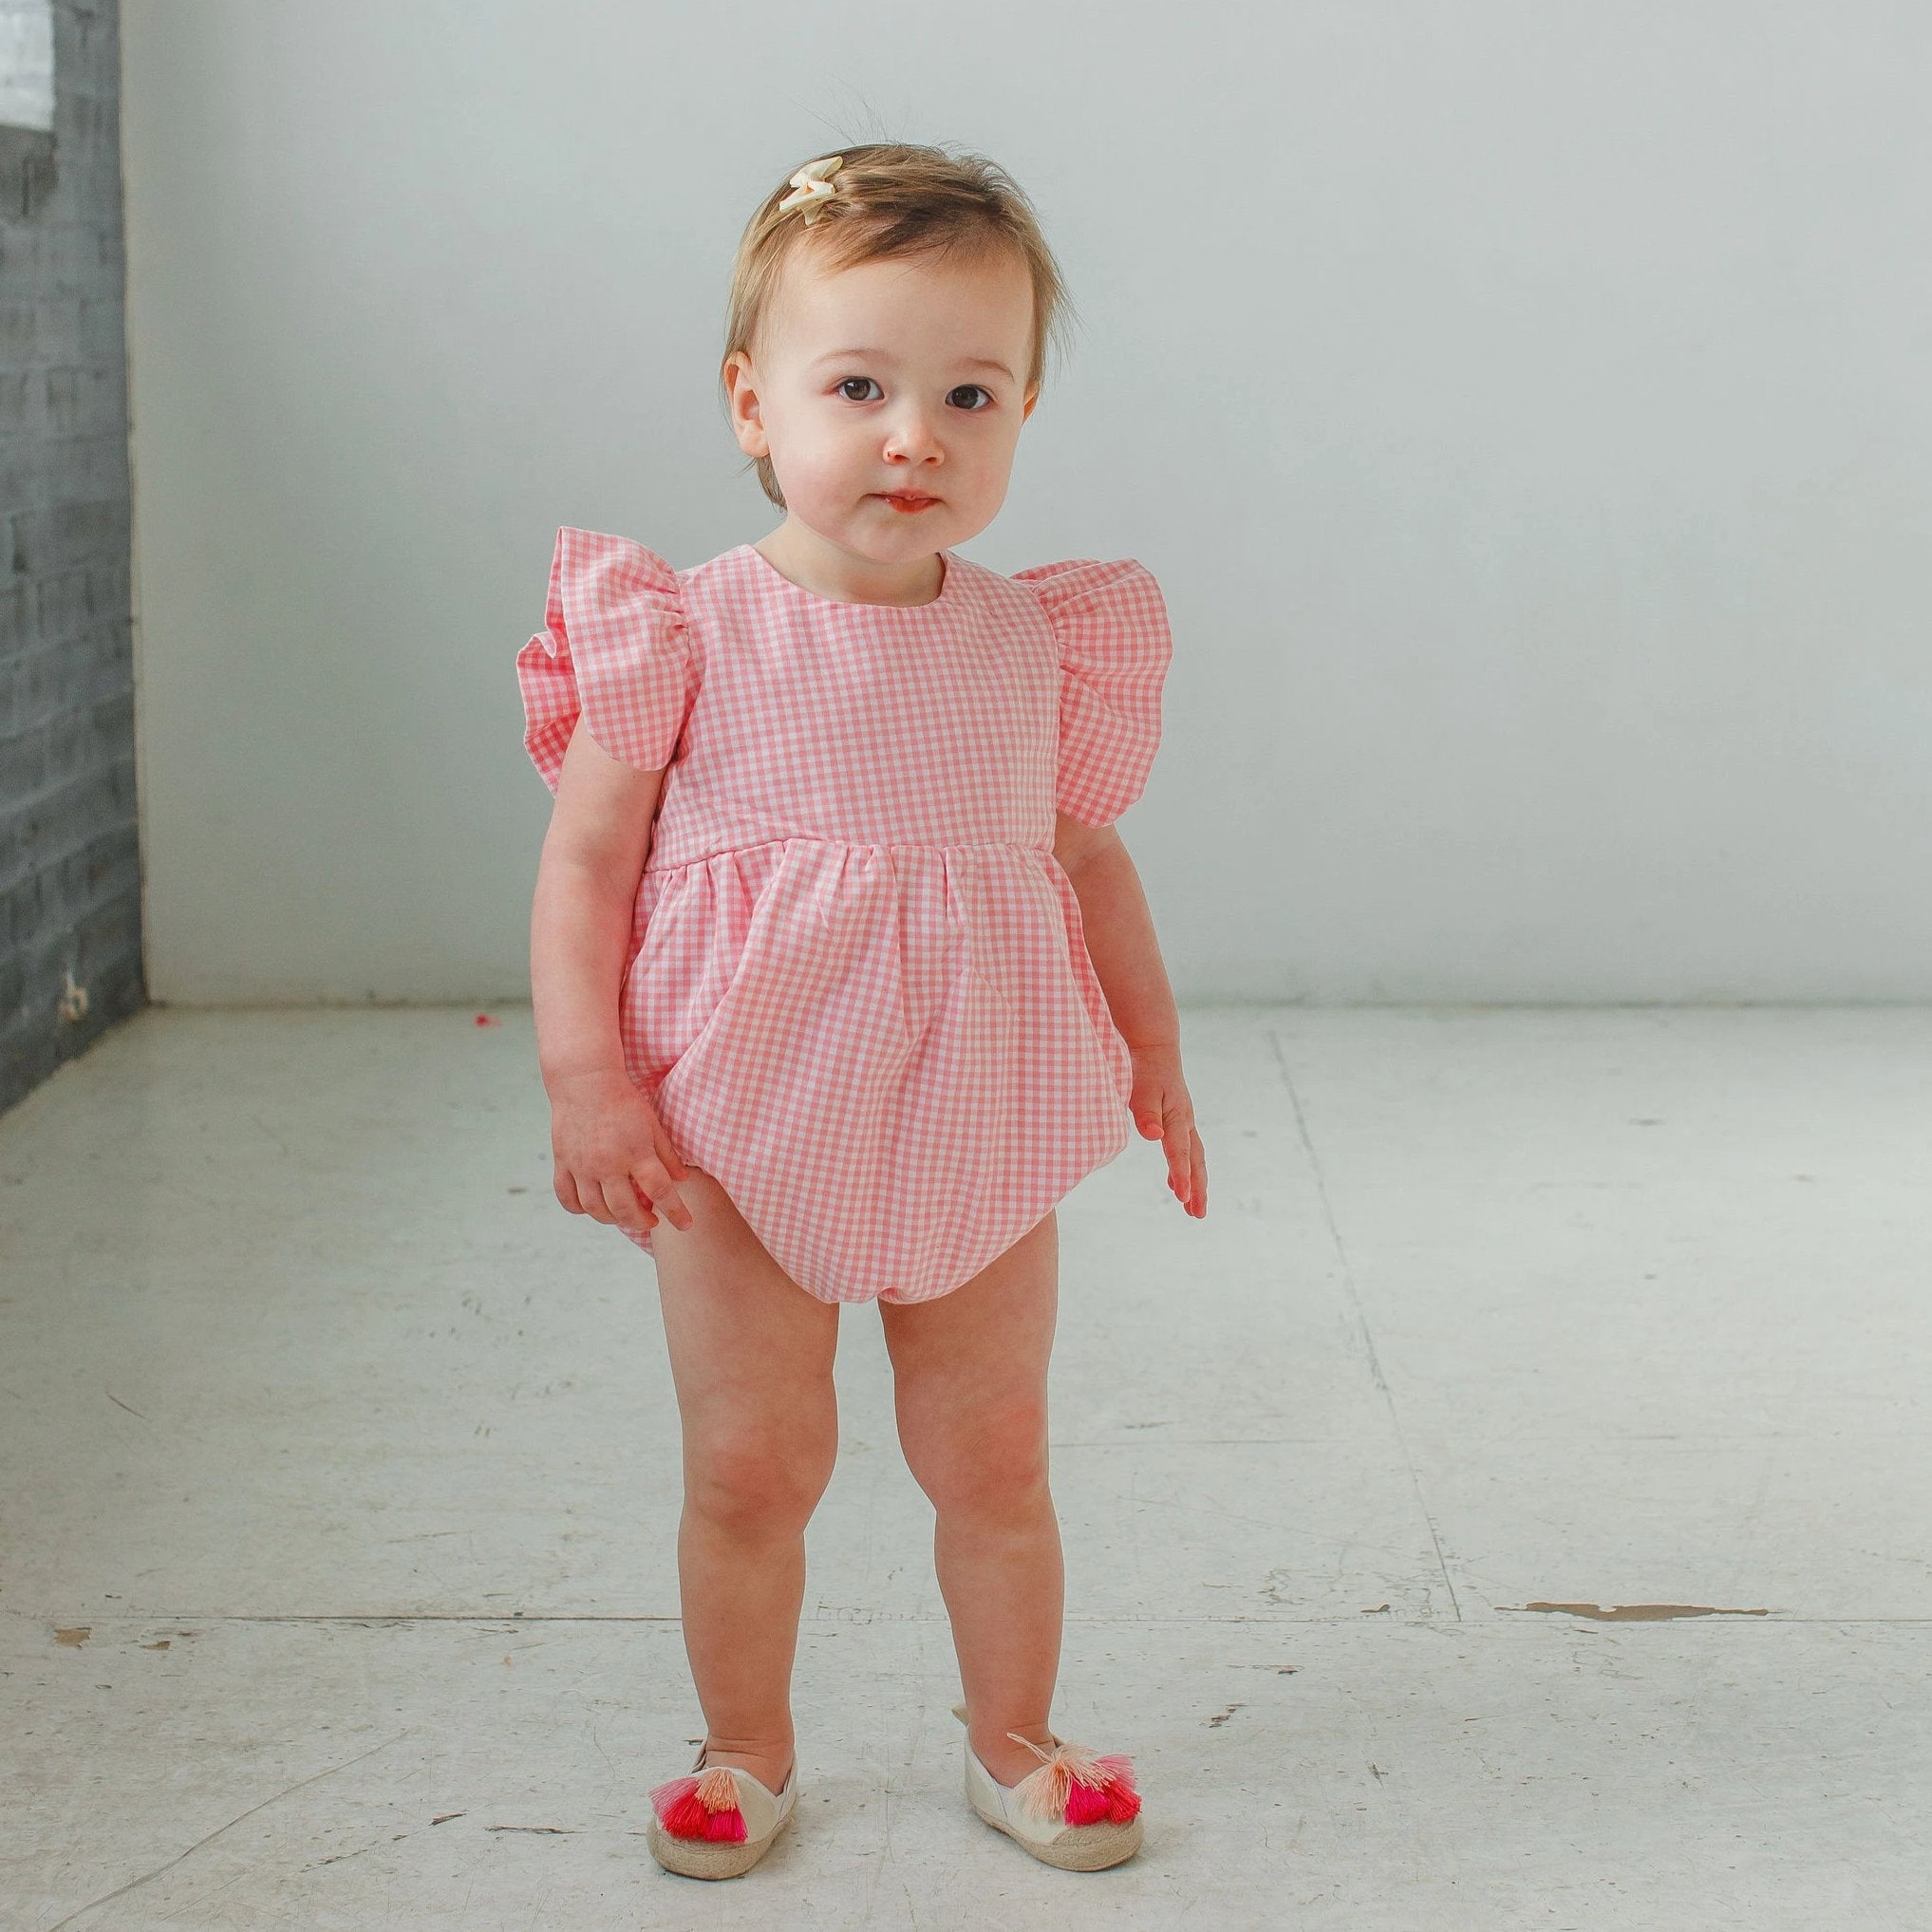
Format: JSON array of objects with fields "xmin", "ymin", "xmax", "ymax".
[
  {"xmin": 36, "ymin": 1730, "xmax": 409, "ymax": 1932},
  {"xmin": 1513, "ymin": 1601, "xmax": 1771, "ymax": 1621}
]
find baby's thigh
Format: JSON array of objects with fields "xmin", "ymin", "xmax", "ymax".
[
  {"xmin": 648, "ymin": 1167, "xmax": 841, "ymax": 1467},
  {"xmin": 877, "ymin": 1210, "xmax": 1059, "ymax": 1456}
]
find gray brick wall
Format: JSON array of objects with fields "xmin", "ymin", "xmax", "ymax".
[{"xmin": 0, "ymin": 0, "xmax": 140, "ymax": 1113}]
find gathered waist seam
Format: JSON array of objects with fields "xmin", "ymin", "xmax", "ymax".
[{"xmin": 645, "ymin": 834, "xmax": 1050, "ymax": 874}]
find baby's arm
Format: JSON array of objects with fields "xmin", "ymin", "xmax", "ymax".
[
  {"xmin": 530, "ymin": 719, "xmax": 694, "ymax": 1230},
  {"xmin": 1053, "ymin": 813, "xmax": 1208, "ymax": 1218}
]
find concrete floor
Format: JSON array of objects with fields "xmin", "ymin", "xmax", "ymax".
[{"xmin": 2, "ymin": 1003, "xmax": 1926, "ymax": 1929}]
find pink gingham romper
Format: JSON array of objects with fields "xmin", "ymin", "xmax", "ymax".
[{"xmin": 516, "ymin": 528, "xmax": 1172, "ymax": 1305}]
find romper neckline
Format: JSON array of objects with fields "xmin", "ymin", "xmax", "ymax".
[{"xmin": 735, "ymin": 542, "xmax": 961, "ymax": 612}]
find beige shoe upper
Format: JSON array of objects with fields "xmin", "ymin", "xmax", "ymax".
[
  {"xmin": 951, "ymin": 1700, "xmax": 1091, "ymax": 1849},
  {"xmin": 729, "ymin": 1761, "xmax": 797, "ymax": 1840}
]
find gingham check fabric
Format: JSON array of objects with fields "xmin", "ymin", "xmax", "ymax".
[{"xmin": 516, "ymin": 529, "xmax": 1172, "ymax": 1304}]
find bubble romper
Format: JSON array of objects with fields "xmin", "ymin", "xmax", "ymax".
[{"xmin": 516, "ymin": 528, "xmax": 1172, "ymax": 1304}]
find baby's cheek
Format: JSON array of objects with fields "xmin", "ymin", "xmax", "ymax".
[{"xmin": 792, "ymin": 442, "xmax": 872, "ymax": 514}]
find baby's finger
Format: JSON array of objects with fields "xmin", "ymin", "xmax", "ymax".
[
  {"xmin": 1188, "ymin": 1129, "xmax": 1209, "ymax": 1216},
  {"xmin": 1161, "ymin": 1111, "xmax": 1191, "ymax": 1191},
  {"xmin": 633, "ymin": 1159, "xmax": 694, "ymax": 1232},
  {"xmin": 575, "ymin": 1175, "xmax": 617, "ymax": 1224},
  {"xmin": 1134, "ymin": 1081, "xmax": 1172, "ymax": 1145},
  {"xmin": 596, "ymin": 1174, "xmax": 651, "ymax": 1231},
  {"xmin": 654, "ymin": 1123, "xmax": 691, "ymax": 1184}
]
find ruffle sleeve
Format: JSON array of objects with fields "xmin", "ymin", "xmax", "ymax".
[
  {"xmin": 1013, "ymin": 556, "xmax": 1173, "ymax": 827},
  {"xmin": 515, "ymin": 526, "xmax": 697, "ymax": 795}
]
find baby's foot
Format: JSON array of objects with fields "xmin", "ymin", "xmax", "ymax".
[
  {"xmin": 698, "ymin": 1739, "xmax": 795, "ymax": 1796},
  {"xmin": 967, "ymin": 1723, "xmax": 1059, "ymax": 1790}
]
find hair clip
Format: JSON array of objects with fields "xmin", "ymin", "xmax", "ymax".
[{"xmin": 778, "ymin": 155, "xmax": 844, "ymax": 225}]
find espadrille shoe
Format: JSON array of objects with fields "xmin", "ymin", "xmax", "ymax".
[
  {"xmin": 645, "ymin": 1742, "xmax": 797, "ymax": 1879},
  {"xmin": 950, "ymin": 1701, "xmax": 1143, "ymax": 1870}
]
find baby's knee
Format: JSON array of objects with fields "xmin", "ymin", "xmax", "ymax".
[
  {"xmin": 906, "ymin": 1394, "xmax": 1051, "ymax": 1518},
  {"xmin": 685, "ymin": 1425, "xmax": 836, "ymax": 1532}
]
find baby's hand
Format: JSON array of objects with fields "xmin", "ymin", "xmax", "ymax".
[
  {"xmin": 547, "ymin": 1069, "xmax": 694, "ymax": 1233},
  {"xmin": 1127, "ymin": 1041, "xmax": 1208, "ymax": 1218}
]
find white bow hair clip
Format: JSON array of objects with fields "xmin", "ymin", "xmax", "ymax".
[{"xmin": 778, "ymin": 155, "xmax": 845, "ymax": 224}]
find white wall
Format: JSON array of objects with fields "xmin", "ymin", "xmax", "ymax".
[
  {"xmin": 120, "ymin": 2, "xmax": 1932, "ymax": 1004},
  {"xmin": 0, "ymin": 0, "xmax": 55, "ymax": 132}
]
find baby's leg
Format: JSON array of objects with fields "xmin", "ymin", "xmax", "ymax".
[
  {"xmin": 648, "ymin": 1166, "xmax": 841, "ymax": 1794},
  {"xmin": 877, "ymin": 1210, "xmax": 1062, "ymax": 1789}
]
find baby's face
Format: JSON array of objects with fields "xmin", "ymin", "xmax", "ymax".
[{"xmin": 728, "ymin": 246, "xmax": 1039, "ymax": 562}]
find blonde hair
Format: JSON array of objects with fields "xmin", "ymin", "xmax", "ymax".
[{"xmin": 721, "ymin": 141, "xmax": 1079, "ymax": 510}]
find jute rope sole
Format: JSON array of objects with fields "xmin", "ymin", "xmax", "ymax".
[
  {"xmin": 646, "ymin": 1808, "xmax": 792, "ymax": 1880},
  {"xmin": 965, "ymin": 1791, "xmax": 1144, "ymax": 1869}
]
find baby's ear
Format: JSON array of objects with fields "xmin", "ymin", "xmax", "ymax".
[{"xmin": 722, "ymin": 353, "xmax": 770, "ymax": 455}]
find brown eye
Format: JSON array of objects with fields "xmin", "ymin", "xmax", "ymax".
[
  {"xmin": 838, "ymin": 377, "xmax": 880, "ymax": 402},
  {"xmin": 950, "ymin": 385, "xmax": 993, "ymax": 411}
]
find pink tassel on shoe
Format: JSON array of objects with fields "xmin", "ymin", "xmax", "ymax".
[
  {"xmin": 1006, "ymin": 1732, "xmax": 1143, "ymax": 1827},
  {"xmin": 648, "ymin": 1764, "xmax": 749, "ymax": 1842}
]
